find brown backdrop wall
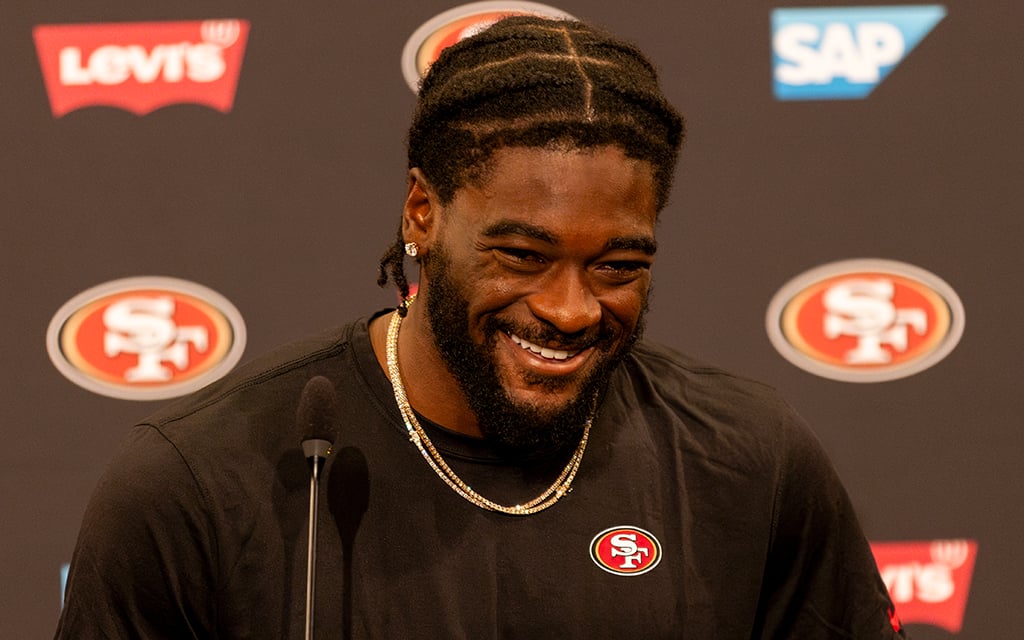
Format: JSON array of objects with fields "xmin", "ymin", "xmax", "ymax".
[{"xmin": 2, "ymin": 1, "xmax": 1021, "ymax": 638}]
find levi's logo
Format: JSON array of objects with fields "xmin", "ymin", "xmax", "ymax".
[
  {"xmin": 33, "ymin": 19, "xmax": 250, "ymax": 116},
  {"xmin": 590, "ymin": 526, "xmax": 662, "ymax": 576},
  {"xmin": 871, "ymin": 539, "xmax": 978, "ymax": 633}
]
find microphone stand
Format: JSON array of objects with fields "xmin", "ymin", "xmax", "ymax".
[{"xmin": 303, "ymin": 438, "xmax": 331, "ymax": 640}]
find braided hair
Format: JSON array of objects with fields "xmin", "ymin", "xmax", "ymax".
[{"xmin": 377, "ymin": 15, "xmax": 685, "ymax": 310}]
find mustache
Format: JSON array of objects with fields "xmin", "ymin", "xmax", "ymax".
[{"xmin": 485, "ymin": 316, "xmax": 617, "ymax": 352}]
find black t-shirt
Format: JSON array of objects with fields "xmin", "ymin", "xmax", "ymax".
[{"xmin": 55, "ymin": 312, "xmax": 904, "ymax": 639}]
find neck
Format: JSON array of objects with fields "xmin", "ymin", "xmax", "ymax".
[{"xmin": 370, "ymin": 301, "xmax": 482, "ymax": 437}]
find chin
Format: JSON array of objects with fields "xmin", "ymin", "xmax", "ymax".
[
  {"xmin": 499, "ymin": 367, "xmax": 588, "ymax": 406},
  {"xmin": 505, "ymin": 384, "xmax": 579, "ymax": 412}
]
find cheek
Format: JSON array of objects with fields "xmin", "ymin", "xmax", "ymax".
[
  {"xmin": 601, "ymin": 282, "xmax": 651, "ymax": 325},
  {"xmin": 598, "ymin": 296, "xmax": 643, "ymax": 342},
  {"xmin": 464, "ymin": 264, "xmax": 529, "ymax": 310},
  {"xmin": 488, "ymin": 280, "xmax": 520, "ymax": 302},
  {"xmin": 460, "ymin": 276, "xmax": 522, "ymax": 335}
]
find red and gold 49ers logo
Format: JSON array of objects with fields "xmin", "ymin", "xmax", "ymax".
[
  {"xmin": 400, "ymin": 2, "xmax": 574, "ymax": 92},
  {"xmin": 766, "ymin": 259, "xmax": 965, "ymax": 383},
  {"xmin": 590, "ymin": 526, "xmax": 662, "ymax": 576},
  {"xmin": 46, "ymin": 276, "xmax": 246, "ymax": 400}
]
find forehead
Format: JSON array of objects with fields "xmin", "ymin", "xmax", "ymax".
[{"xmin": 448, "ymin": 145, "xmax": 659, "ymax": 235}]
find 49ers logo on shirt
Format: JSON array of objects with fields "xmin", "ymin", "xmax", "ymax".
[
  {"xmin": 401, "ymin": 1, "xmax": 573, "ymax": 92},
  {"xmin": 33, "ymin": 20, "xmax": 250, "ymax": 117},
  {"xmin": 766, "ymin": 259, "xmax": 965, "ymax": 382},
  {"xmin": 590, "ymin": 526, "xmax": 662, "ymax": 576},
  {"xmin": 871, "ymin": 539, "xmax": 978, "ymax": 633},
  {"xmin": 46, "ymin": 277, "xmax": 246, "ymax": 400}
]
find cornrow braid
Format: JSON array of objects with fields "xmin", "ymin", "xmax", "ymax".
[{"xmin": 378, "ymin": 15, "xmax": 685, "ymax": 307}]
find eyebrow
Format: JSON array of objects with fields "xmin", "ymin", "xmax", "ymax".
[
  {"xmin": 482, "ymin": 220, "xmax": 657, "ymax": 255},
  {"xmin": 606, "ymin": 236, "xmax": 658, "ymax": 255}
]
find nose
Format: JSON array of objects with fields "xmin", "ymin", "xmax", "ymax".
[{"xmin": 526, "ymin": 267, "xmax": 602, "ymax": 336}]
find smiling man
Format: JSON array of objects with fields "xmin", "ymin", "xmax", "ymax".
[
  {"xmin": 376, "ymin": 144, "xmax": 658, "ymax": 454},
  {"xmin": 56, "ymin": 16, "xmax": 905, "ymax": 639}
]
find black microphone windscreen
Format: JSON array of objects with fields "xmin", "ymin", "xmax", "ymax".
[{"xmin": 296, "ymin": 375, "xmax": 339, "ymax": 444}]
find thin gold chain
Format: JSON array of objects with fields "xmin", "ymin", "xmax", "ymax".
[{"xmin": 385, "ymin": 297, "xmax": 592, "ymax": 515}]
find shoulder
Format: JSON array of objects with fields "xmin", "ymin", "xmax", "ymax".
[
  {"xmin": 76, "ymin": 315, "xmax": 383, "ymax": 557},
  {"xmin": 608, "ymin": 340, "xmax": 827, "ymax": 473},
  {"xmin": 140, "ymin": 312, "xmax": 394, "ymax": 441},
  {"xmin": 115, "ymin": 315, "xmax": 384, "ymax": 507},
  {"xmin": 145, "ymin": 319, "xmax": 360, "ymax": 428},
  {"xmin": 619, "ymin": 340, "xmax": 800, "ymax": 430}
]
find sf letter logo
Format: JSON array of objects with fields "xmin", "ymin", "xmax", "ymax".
[
  {"xmin": 47, "ymin": 277, "xmax": 247, "ymax": 400},
  {"xmin": 822, "ymin": 279, "xmax": 927, "ymax": 365},
  {"xmin": 103, "ymin": 296, "xmax": 209, "ymax": 382},
  {"xmin": 590, "ymin": 527, "xmax": 662, "ymax": 576},
  {"xmin": 766, "ymin": 259, "xmax": 965, "ymax": 383},
  {"xmin": 608, "ymin": 533, "xmax": 650, "ymax": 569}
]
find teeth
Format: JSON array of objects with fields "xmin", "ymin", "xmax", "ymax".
[{"xmin": 510, "ymin": 334, "xmax": 576, "ymax": 361}]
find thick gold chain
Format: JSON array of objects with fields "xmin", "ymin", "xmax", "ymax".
[{"xmin": 385, "ymin": 297, "xmax": 591, "ymax": 515}]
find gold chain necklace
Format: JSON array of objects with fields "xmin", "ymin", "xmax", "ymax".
[{"xmin": 385, "ymin": 297, "xmax": 592, "ymax": 515}]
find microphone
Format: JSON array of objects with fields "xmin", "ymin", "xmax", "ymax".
[
  {"xmin": 296, "ymin": 375, "xmax": 339, "ymax": 640},
  {"xmin": 299, "ymin": 375, "xmax": 339, "ymax": 464}
]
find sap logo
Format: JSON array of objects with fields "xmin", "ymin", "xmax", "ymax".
[
  {"xmin": 772, "ymin": 5, "xmax": 946, "ymax": 100},
  {"xmin": 61, "ymin": 563, "xmax": 69, "ymax": 607}
]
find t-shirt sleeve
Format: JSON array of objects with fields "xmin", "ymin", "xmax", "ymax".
[
  {"xmin": 54, "ymin": 424, "xmax": 217, "ymax": 640},
  {"xmin": 754, "ymin": 410, "xmax": 906, "ymax": 639}
]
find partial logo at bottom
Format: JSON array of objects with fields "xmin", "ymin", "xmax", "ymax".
[
  {"xmin": 590, "ymin": 526, "xmax": 662, "ymax": 576},
  {"xmin": 872, "ymin": 539, "xmax": 978, "ymax": 633},
  {"xmin": 401, "ymin": 1, "xmax": 574, "ymax": 92}
]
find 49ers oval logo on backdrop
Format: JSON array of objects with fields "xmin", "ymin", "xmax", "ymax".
[
  {"xmin": 401, "ymin": 1, "xmax": 574, "ymax": 92},
  {"xmin": 590, "ymin": 526, "xmax": 662, "ymax": 576},
  {"xmin": 46, "ymin": 277, "xmax": 247, "ymax": 400},
  {"xmin": 766, "ymin": 259, "xmax": 965, "ymax": 383}
]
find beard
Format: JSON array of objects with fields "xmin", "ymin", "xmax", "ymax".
[{"xmin": 422, "ymin": 243, "xmax": 648, "ymax": 455}]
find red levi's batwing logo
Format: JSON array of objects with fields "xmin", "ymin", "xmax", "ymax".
[
  {"xmin": 33, "ymin": 19, "xmax": 250, "ymax": 116},
  {"xmin": 871, "ymin": 539, "xmax": 978, "ymax": 633}
]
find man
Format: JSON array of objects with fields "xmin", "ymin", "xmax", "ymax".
[{"xmin": 56, "ymin": 16, "xmax": 904, "ymax": 638}]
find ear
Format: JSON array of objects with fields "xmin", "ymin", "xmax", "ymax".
[{"xmin": 402, "ymin": 168, "xmax": 441, "ymax": 251}]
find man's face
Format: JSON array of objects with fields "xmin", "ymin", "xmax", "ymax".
[{"xmin": 420, "ymin": 145, "xmax": 658, "ymax": 452}]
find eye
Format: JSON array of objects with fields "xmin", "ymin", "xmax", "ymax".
[
  {"xmin": 596, "ymin": 260, "xmax": 651, "ymax": 283},
  {"xmin": 494, "ymin": 247, "xmax": 547, "ymax": 270}
]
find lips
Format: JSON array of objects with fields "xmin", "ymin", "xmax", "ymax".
[{"xmin": 509, "ymin": 333, "xmax": 580, "ymax": 362}]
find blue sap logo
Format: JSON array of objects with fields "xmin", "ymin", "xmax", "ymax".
[
  {"xmin": 772, "ymin": 5, "xmax": 946, "ymax": 100},
  {"xmin": 61, "ymin": 562, "xmax": 69, "ymax": 606}
]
